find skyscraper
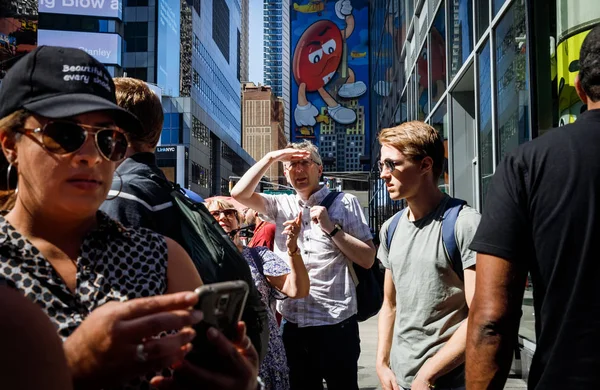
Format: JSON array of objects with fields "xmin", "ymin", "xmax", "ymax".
[
  {"xmin": 263, "ymin": 0, "xmax": 290, "ymax": 140},
  {"xmin": 240, "ymin": 0, "xmax": 249, "ymax": 82}
]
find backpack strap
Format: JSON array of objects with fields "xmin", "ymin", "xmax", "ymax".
[
  {"xmin": 320, "ymin": 191, "xmax": 343, "ymax": 210},
  {"xmin": 441, "ymin": 198, "xmax": 467, "ymax": 281},
  {"xmin": 385, "ymin": 209, "xmax": 406, "ymax": 251}
]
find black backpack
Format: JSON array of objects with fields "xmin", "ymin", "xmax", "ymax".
[
  {"xmin": 150, "ymin": 175, "xmax": 269, "ymax": 361},
  {"xmin": 320, "ymin": 191, "xmax": 384, "ymax": 322}
]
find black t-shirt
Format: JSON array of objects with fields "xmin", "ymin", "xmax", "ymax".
[{"xmin": 470, "ymin": 109, "xmax": 600, "ymax": 389}]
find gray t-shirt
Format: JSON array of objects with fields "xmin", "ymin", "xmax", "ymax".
[{"xmin": 377, "ymin": 195, "xmax": 480, "ymax": 388}]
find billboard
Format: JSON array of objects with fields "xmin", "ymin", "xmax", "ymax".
[
  {"xmin": 38, "ymin": 0, "xmax": 123, "ymax": 20},
  {"xmin": 290, "ymin": 0, "xmax": 370, "ymax": 172},
  {"xmin": 157, "ymin": 0, "xmax": 180, "ymax": 97},
  {"xmin": 38, "ymin": 30, "xmax": 122, "ymax": 65},
  {"xmin": 554, "ymin": 1, "xmax": 600, "ymax": 126},
  {"xmin": 0, "ymin": 18, "xmax": 37, "ymax": 82}
]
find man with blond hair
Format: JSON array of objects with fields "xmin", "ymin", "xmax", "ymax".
[
  {"xmin": 376, "ymin": 121, "xmax": 480, "ymax": 390},
  {"xmin": 231, "ymin": 140, "xmax": 376, "ymax": 390}
]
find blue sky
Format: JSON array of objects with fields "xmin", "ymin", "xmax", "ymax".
[{"xmin": 248, "ymin": 0, "xmax": 264, "ymax": 84}]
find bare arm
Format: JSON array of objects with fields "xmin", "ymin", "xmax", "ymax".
[
  {"xmin": 413, "ymin": 267, "xmax": 476, "ymax": 386},
  {"xmin": 466, "ymin": 254, "xmax": 527, "ymax": 389},
  {"xmin": 266, "ymin": 212, "xmax": 309, "ymax": 298},
  {"xmin": 266, "ymin": 252, "xmax": 309, "ymax": 299},
  {"xmin": 376, "ymin": 269, "xmax": 400, "ymax": 390},
  {"xmin": 333, "ymin": 233, "xmax": 376, "ymax": 269},
  {"xmin": 0, "ymin": 286, "xmax": 73, "ymax": 390},
  {"xmin": 310, "ymin": 205, "xmax": 375, "ymax": 269},
  {"xmin": 344, "ymin": 15, "xmax": 355, "ymax": 38},
  {"xmin": 231, "ymin": 149, "xmax": 312, "ymax": 214},
  {"xmin": 166, "ymin": 237, "xmax": 203, "ymax": 293}
]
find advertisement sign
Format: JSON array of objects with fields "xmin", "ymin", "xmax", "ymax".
[
  {"xmin": 157, "ymin": 0, "xmax": 180, "ymax": 97},
  {"xmin": 554, "ymin": 1, "xmax": 600, "ymax": 125},
  {"xmin": 290, "ymin": 0, "xmax": 370, "ymax": 172},
  {"xmin": 0, "ymin": 18, "xmax": 38, "ymax": 81},
  {"xmin": 37, "ymin": 30, "xmax": 122, "ymax": 65},
  {"xmin": 38, "ymin": 0, "xmax": 123, "ymax": 20}
]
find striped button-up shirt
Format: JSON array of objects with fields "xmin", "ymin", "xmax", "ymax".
[{"xmin": 261, "ymin": 186, "xmax": 372, "ymax": 327}]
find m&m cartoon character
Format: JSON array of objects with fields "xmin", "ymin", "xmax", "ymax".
[{"xmin": 293, "ymin": 0, "xmax": 366, "ymax": 126}]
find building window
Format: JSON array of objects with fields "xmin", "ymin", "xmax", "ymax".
[
  {"xmin": 191, "ymin": 162, "xmax": 210, "ymax": 188},
  {"xmin": 192, "ymin": 116, "xmax": 210, "ymax": 146},
  {"xmin": 193, "ymin": 69, "xmax": 200, "ymax": 88},
  {"xmin": 237, "ymin": 29, "xmax": 241, "ymax": 81},
  {"xmin": 124, "ymin": 22, "xmax": 148, "ymax": 52},
  {"xmin": 127, "ymin": 0, "xmax": 149, "ymax": 5},
  {"xmin": 124, "ymin": 67, "xmax": 148, "ymax": 81},
  {"xmin": 192, "ymin": 0, "xmax": 201, "ymax": 16},
  {"xmin": 221, "ymin": 178, "xmax": 230, "ymax": 195},
  {"xmin": 212, "ymin": 0, "xmax": 230, "ymax": 62}
]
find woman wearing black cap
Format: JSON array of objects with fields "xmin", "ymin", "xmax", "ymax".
[{"xmin": 0, "ymin": 46, "xmax": 259, "ymax": 390}]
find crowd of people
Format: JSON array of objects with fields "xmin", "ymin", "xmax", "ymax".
[{"xmin": 2, "ymin": 23, "xmax": 600, "ymax": 390}]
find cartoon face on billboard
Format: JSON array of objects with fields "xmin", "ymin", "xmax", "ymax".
[
  {"xmin": 293, "ymin": 20, "xmax": 343, "ymax": 92},
  {"xmin": 292, "ymin": 0, "xmax": 367, "ymax": 128}
]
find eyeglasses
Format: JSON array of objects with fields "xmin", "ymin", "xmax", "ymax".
[
  {"xmin": 285, "ymin": 159, "xmax": 319, "ymax": 171},
  {"xmin": 17, "ymin": 121, "xmax": 130, "ymax": 162},
  {"xmin": 377, "ymin": 159, "xmax": 403, "ymax": 173},
  {"xmin": 210, "ymin": 209, "xmax": 238, "ymax": 219}
]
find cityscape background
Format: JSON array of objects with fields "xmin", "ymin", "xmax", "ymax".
[{"xmin": 0, "ymin": 0, "xmax": 599, "ymax": 384}]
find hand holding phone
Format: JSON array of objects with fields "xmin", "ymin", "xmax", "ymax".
[{"xmin": 185, "ymin": 281, "xmax": 249, "ymax": 369}]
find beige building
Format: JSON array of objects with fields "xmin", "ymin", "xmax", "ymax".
[{"xmin": 242, "ymin": 82, "xmax": 287, "ymax": 184}]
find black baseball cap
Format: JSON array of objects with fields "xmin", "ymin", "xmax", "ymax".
[{"xmin": 0, "ymin": 46, "xmax": 142, "ymax": 134}]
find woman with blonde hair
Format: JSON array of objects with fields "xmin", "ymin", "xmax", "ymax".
[{"xmin": 206, "ymin": 198, "xmax": 309, "ymax": 390}]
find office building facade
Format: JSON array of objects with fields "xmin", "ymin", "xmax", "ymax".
[
  {"xmin": 241, "ymin": 82, "xmax": 286, "ymax": 183},
  {"xmin": 369, "ymin": 0, "xmax": 600, "ymax": 376},
  {"xmin": 264, "ymin": 0, "xmax": 290, "ymax": 140},
  {"xmin": 369, "ymin": 0, "xmax": 600, "ymax": 231}
]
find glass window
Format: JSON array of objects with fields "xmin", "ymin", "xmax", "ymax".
[
  {"xmin": 417, "ymin": 41, "xmax": 428, "ymax": 120},
  {"xmin": 124, "ymin": 22, "xmax": 148, "ymax": 52},
  {"xmin": 476, "ymin": 0, "xmax": 489, "ymax": 39},
  {"xmin": 478, "ymin": 40, "xmax": 493, "ymax": 205},
  {"xmin": 431, "ymin": 100, "xmax": 449, "ymax": 193},
  {"xmin": 431, "ymin": 2, "xmax": 447, "ymax": 108},
  {"xmin": 449, "ymin": 0, "xmax": 473, "ymax": 80},
  {"xmin": 495, "ymin": 1, "xmax": 529, "ymax": 159},
  {"xmin": 493, "ymin": 0, "xmax": 506, "ymax": 17}
]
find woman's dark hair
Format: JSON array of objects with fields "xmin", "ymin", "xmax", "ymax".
[{"xmin": 0, "ymin": 109, "xmax": 29, "ymax": 202}]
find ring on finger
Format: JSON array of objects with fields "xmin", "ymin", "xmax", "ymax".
[
  {"xmin": 242, "ymin": 337, "xmax": 252, "ymax": 350},
  {"xmin": 135, "ymin": 342, "xmax": 149, "ymax": 362}
]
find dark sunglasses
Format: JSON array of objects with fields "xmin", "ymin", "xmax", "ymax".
[
  {"xmin": 17, "ymin": 121, "xmax": 130, "ymax": 162},
  {"xmin": 377, "ymin": 159, "xmax": 402, "ymax": 172},
  {"xmin": 210, "ymin": 209, "xmax": 238, "ymax": 219}
]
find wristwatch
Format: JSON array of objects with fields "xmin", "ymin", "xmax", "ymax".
[
  {"xmin": 325, "ymin": 223, "xmax": 342, "ymax": 238},
  {"xmin": 287, "ymin": 246, "xmax": 300, "ymax": 256}
]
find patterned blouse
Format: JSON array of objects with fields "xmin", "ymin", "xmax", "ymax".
[
  {"xmin": 242, "ymin": 246, "xmax": 291, "ymax": 390},
  {"xmin": 0, "ymin": 211, "xmax": 170, "ymax": 390}
]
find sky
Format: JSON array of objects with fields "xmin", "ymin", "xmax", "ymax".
[{"xmin": 248, "ymin": 0, "xmax": 264, "ymax": 84}]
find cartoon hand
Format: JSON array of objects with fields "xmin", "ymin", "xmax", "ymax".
[
  {"xmin": 294, "ymin": 103, "xmax": 318, "ymax": 126},
  {"xmin": 335, "ymin": 0, "xmax": 352, "ymax": 19}
]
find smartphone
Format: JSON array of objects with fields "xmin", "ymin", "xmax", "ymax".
[{"xmin": 185, "ymin": 280, "xmax": 249, "ymax": 368}]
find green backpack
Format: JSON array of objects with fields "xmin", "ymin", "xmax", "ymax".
[{"xmin": 150, "ymin": 174, "xmax": 269, "ymax": 361}]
